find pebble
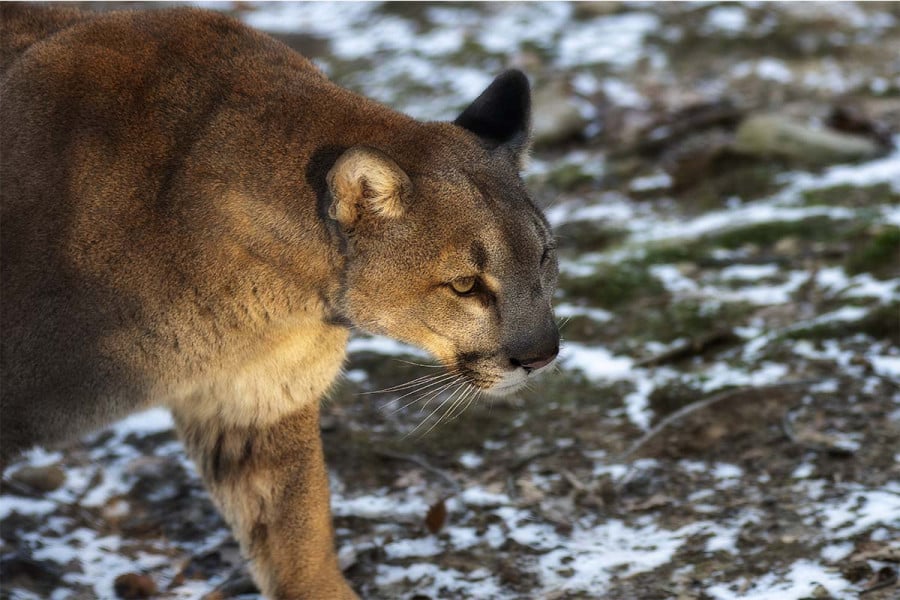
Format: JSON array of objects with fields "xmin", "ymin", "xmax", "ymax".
[
  {"xmin": 733, "ymin": 114, "xmax": 880, "ymax": 165},
  {"xmin": 8, "ymin": 465, "xmax": 66, "ymax": 493},
  {"xmin": 113, "ymin": 572, "xmax": 158, "ymax": 599}
]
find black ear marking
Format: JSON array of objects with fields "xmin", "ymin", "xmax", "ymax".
[{"xmin": 455, "ymin": 69, "xmax": 531, "ymax": 151}]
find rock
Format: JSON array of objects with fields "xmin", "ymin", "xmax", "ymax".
[
  {"xmin": 8, "ymin": 464, "xmax": 66, "ymax": 493},
  {"xmin": 733, "ymin": 114, "xmax": 881, "ymax": 166},
  {"xmin": 573, "ymin": 2, "xmax": 623, "ymax": 19},
  {"xmin": 114, "ymin": 572, "xmax": 157, "ymax": 599},
  {"xmin": 808, "ymin": 583, "xmax": 832, "ymax": 598},
  {"xmin": 531, "ymin": 78, "xmax": 590, "ymax": 148},
  {"xmin": 661, "ymin": 128, "xmax": 733, "ymax": 190},
  {"xmin": 774, "ymin": 236, "xmax": 802, "ymax": 256}
]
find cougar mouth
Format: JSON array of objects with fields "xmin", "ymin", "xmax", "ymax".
[
  {"xmin": 482, "ymin": 375, "xmax": 528, "ymax": 396},
  {"xmin": 454, "ymin": 351, "xmax": 549, "ymax": 397}
]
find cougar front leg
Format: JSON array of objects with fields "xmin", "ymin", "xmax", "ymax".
[{"xmin": 174, "ymin": 402, "xmax": 357, "ymax": 599}]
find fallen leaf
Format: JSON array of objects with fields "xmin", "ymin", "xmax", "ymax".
[{"xmin": 425, "ymin": 498, "xmax": 447, "ymax": 534}]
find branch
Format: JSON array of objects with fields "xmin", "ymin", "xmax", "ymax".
[
  {"xmin": 374, "ymin": 449, "xmax": 461, "ymax": 493},
  {"xmin": 618, "ymin": 378, "xmax": 823, "ymax": 463}
]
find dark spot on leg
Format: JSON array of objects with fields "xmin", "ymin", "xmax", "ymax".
[
  {"xmin": 242, "ymin": 433, "xmax": 254, "ymax": 464},
  {"xmin": 211, "ymin": 432, "xmax": 225, "ymax": 483}
]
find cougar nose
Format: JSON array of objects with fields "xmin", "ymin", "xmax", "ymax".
[{"xmin": 510, "ymin": 345, "xmax": 559, "ymax": 373}]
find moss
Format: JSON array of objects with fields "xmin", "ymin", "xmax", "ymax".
[
  {"xmin": 801, "ymin": 183, "xmax": 895, "ymax": 208},
  {"xmin": 640, "ymin": 242, "xmax": 708, "ymax": 266},
  {"xmin": 783, "ymin": 303, "xmax": 900, "ymax": 344},
  {"xmin": 708, "ymin": 216, "xmax": 843, "ymax": 249},
  {"xmin": 637, "ymin": 216, "xmax": 848, "ymax": 265},
  {"xmin": 845, "ymin": 226, "xmax": 900, "ymax": 278},
  {"xmin": 544, "ymin": 163, "xmax": 597, "ymax": 191},
  {"xmin": 560, "ymin": 261, "xmax": 666, "ymax": 309},
  {"xmin": 445, "ymin": 37, "xmax": 500, "ymax": 66},
  {"xmin": 528, "ymin": 371, "xmax": 629, "ymax": 412},
  {"xmin": 628, "ymin": 300, "xmax": 754, "ymax": 345}
]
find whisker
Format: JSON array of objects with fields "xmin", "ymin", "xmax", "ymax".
[
  {"xmin": 397, "ymin": 376, "xmax": 462, "ymax": 415},
  {"xmin": 385, "ymin": 374, "xmax": 461, "ymax": 415},
  {"xmin": 447, "ymin": 386, "xmax": 480, "ymax": 424},
  {"xmin": 416, "ymin": 375, "xmax": 464, "ymax": 413},
  {"xmin": 420, "ymin": 383, "xmax": 473, "ymax": 437},
  {"xmin": 407, "ymin": 381, "xmax": 468, "ymax": 438},
  {"xmin": 391, "ymin": 358, "xmax": 444, "ymax": 368},
  {"xmin": 405, "ymin": 387, "xmax": 450, "ymax": 415},
  {"xmin": 433, "ymin": 384, "xmax": 473, "ymax": 429},
  {"xmin": 363, "ymin": 371, "xmax": 453, "ymax": 396}
]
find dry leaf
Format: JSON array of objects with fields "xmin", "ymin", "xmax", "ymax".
[{"xmin": 425, "ymin": 498, "xmax": 447, "ymax": 534}]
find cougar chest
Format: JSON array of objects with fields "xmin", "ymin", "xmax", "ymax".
[{"xmin": 167, "ymin": 319, "xmax": 350, "ymax": 427}]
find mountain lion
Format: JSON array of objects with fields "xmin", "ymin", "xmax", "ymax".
[{"xmin": 0, "ymin": 5, "xmax": 559, "ymax": 598}]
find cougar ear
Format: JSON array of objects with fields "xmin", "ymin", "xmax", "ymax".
[
  {"xmin": 326, "ymin": 147, "xmax": 412, "ymax": 227},
  {"xmin": 454, "ymin": 69, "xmax": 531, "ymax": 160}
]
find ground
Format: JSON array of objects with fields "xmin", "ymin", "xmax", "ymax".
[{"xmin": 1, "ymin": 2, "xmax": 899, "ymax": 599}]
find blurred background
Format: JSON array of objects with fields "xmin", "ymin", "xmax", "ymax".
[{"xmin": 2, "ymin": 2, "xmax": 898, "ymax": 599}]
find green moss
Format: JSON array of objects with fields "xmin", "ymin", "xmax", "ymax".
[
  {"xmin": 708, "ymin": 216, "xmax": 843, "ymax": 249},
  {"xmin": 528, "ymin": 371, "xmax": 629, "ymax": 412},
  {"xmin": 637, "ymin": 216, "xmax": 850, "ymax": 266},
  {"xmin": 801, "ymin": 183, "xmax": 895, "ymax": 208},
  {"xmin": 783, "ymin": 303, "xmax": 900, "ymax": 344},
  {"xmin": 845, "ymin": 226, "xmax": 900, "ymax": 278},
  {"xmin": 640, "ymin": 242, "xmax": 708, "ymax": 266},
  {"xmin": 545, "ymin": 163, "xmax": 597, "ymax": 191},
  {"xmin": 444, "ymin": 37, "xmax": 499, "ymax": 66},
  {"xmin": 628, "ymin": 300, "xmax": 754, "ymax": 345},
  {"xmin": 560, "ymin": 261, "xmax": 666, "ymax": 309}
]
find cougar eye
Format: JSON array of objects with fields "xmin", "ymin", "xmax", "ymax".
[{"xmin": 450, "ymin": 276, "xmax": 476, "ymax": 295}]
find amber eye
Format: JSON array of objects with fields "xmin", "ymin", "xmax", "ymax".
[{"xmin": 450, "ymin": 277, "xmax": 476, "ymax": 295}]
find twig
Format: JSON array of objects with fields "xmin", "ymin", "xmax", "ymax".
[
  {"xmin": 0, "ymin": 477, "xmax": 37, "ymax": 497},
  {"xmin": 859, "ymin": 567, "xmax": 898, "ymax": 596},
  {"xmin": 635, "ymin": 328, "xmax": 740, "ymax": 368},
  {"xmin": 510, "ymin": 447, "xmax": 559, "ymax": 473},
  {"xmin": 374, "ymin": 449, "xmax": 461, "ymax": 493},
  {"xmin": 619, "ymin": 378, "xmax": 822, "ymax": 463}
]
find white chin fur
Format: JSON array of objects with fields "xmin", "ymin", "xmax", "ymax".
[
  {"xmin": 482, "ymin": 369, "xmax": 529, "ymax": 397},
  {"xmin": 481, "ymin": 361, "xmax": 557, "ymax": 396}
]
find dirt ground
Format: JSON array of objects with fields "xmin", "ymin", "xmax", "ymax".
[{"xmin": 2, "ymin": 2, "xmax": 899, "ymax": 599}]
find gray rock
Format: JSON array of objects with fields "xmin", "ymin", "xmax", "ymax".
[{"xmin": 733, "ymin": 114, "xmax": 881, "ymax": 166}]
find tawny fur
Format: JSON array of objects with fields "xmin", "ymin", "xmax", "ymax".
[{"xmin": 1, "ymin": 5, "xmax": 558, "ymax": 598}]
